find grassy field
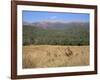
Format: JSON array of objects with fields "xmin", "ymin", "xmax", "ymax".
[{"xmin": 22, "ymin": 45, "xmax": 89, "ymax": 68}]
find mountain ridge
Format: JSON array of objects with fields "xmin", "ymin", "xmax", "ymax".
[{"xmin": 23, "ymin": 21, "xmax": 89, "ymax": 30}]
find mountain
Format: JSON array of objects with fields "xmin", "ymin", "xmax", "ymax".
[{"xmin": 23, "ymin": 21, "xmax": 89, "ymax": 30}]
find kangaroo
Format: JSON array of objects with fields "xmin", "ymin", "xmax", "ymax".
[
  {"xmin": 67, "ymin": 47, "xmax": 73, "ymax": 56},
  {"xmin": 65, "ymin": 47, "xmax": 73, "ymax": 57}
]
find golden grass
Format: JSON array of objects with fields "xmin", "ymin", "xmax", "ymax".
[{"xmin": 22, "ymin": 45, "xmax": 89, "ymax": 68}]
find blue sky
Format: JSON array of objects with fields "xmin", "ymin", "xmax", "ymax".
[{"xmin": 22, "ymin": 11, "xmax": 89, "ymax": 23}]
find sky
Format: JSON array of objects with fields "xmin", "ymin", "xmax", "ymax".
[{"xmin": 22, "ymin": 10, "xmax": 90, "ymax": 23}]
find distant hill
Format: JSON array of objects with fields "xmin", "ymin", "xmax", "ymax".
[{"xmin": 24, "ymin": 21, "xmax": 89, "ymax": 30}]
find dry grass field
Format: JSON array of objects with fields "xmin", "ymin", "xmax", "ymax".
[{"xmin": 22, "ymin": 45, "xmax": 89, "ymax": 68}]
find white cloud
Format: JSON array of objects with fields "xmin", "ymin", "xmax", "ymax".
[{"xmin": 50, "ymin": 16, "xmax": 57, "ymax": 19}]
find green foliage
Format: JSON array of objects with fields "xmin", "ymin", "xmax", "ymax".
[{"xmin": 23, "ymin": 24, "xmax": 89, "ymax": 46}]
